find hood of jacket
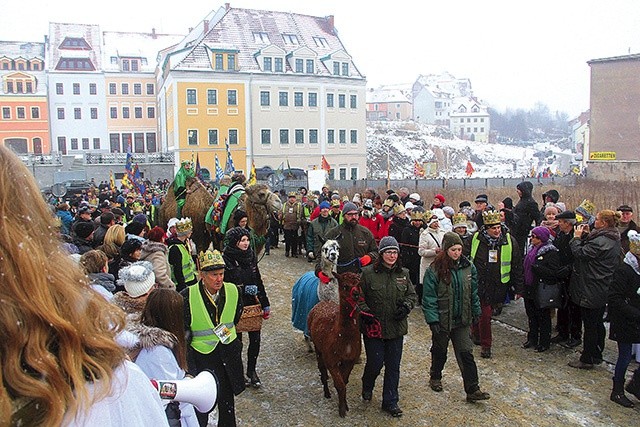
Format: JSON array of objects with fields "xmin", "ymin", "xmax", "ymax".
[
  {"xmin": 517, "ymin": 181, "xmax": 534, "ymax": 198},
  {"xmin": 141, "ymin": 240, "xmax": 168, "ymax": 257},
  {"xmin": 128, "ymin": 322, "xmax": 177, "ymax": 350}
]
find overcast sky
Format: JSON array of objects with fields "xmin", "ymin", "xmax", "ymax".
[{"xmin": 2, "ymin": 0, "xmax": 638, "ymax": 117}]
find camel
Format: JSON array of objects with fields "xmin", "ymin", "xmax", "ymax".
[
  {"xmin": 307, "ymin": 271, "xmax": 363, "ymax": 418},
  {"xmin": 159, "ymin": 178, "xmax": 282, "ymax": 254},
  {"xmin": 291, "ymin": 240, "xmax": 340, "ymax": 351}
]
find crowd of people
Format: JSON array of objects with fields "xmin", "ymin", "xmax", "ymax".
[{"xmin": 3, "ymin": 141, "xmax": 640, "ymax": 425}]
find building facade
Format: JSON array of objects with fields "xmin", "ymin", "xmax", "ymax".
[
  {"xmin": 449, "ymin": 97, "xmax": 490, "ymax": 143},
  {"xmin": 412, "ymin": 72, "xmax": 474, "ymax": 126},
  {"xmin": 365, "ymin": 84, "xmax": 413, "ymax": 121},
  {"xmin": 0, "ymin": 41, "xmax": 50, "ymax": 154},
  {"xmin": 157, "ymin": 5, "xmax": 367, "ymax": 178},
  {"xmin": 587, "ymin": 54, "xmax": 640, "ymax": 180}
]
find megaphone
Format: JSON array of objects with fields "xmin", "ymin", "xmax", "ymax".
[{"xmin": 151, "ymin": 370, "xmax": 218, "ymax": 413}]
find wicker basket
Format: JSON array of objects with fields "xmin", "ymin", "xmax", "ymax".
[{"xmin": 236, "ymin": 304, "xmax": 264, "ymax": 332}]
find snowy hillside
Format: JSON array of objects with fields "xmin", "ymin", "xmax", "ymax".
[{"xmin": 366, "ymin": 121, "xmax": 574, "ymax": 179}]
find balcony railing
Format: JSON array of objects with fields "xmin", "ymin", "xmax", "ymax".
[
  {"xmin": 19, "ymin": 153, "xmax": 63, "ymax": 165},
  {"xmin": 84, "ymin": 152, "xmax": 175, "ymax": 165}
]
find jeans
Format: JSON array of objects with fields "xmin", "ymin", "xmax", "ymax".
[
  {"xmin": 524, "ymin": 298, "xmax": 552, "ymax": 347},
  {"xmin": 430, "ymin": 325, "xmax": 480, "ymax": 394},
  {"xmin": 614, "ymin": 342, "xmax": 633, "ymax": 383},
  {"xmin": 580, "ymin": 305, "xmax": 606, "ymax": 364},
  {"xmin": 471, "ymin": 302, "xmax": 493, "ymax": 349},
  {"xmin": 362, "ymin": 336, "xmax": 404, "ymax": 408}
]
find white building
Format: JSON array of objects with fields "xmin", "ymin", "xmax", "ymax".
[
  {"xmin": 412, "ymin": 72, "xmax": 473, "ymax": 126},
  {"xmin": 449, "ymin": 96, "xmax": 490, "ymax": 142}
]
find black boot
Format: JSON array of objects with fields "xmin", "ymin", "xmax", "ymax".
[
  {"xmin": 625, "ymin": 369, "xmax": 640, "ymax": 400},
  {"xmin": 611, "ymin": 378, "xmax": 634, "ymax": 408}
]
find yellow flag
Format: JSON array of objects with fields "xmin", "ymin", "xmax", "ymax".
[
  {"xmin": 248, "ymin": 160, "xmax": 257, "ymax": 185},
  {"xmin": 121, "ymin": 173, "xmax": 133, "ymax": 189}
]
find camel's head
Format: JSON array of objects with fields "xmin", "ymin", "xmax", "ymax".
[
  {"xmin": 245, "ymin": 183, "xmax": 282, "ymax": 214},
  {"xmin": 321, "ymin": 239, "xmax": 340, "ymax": 265}
]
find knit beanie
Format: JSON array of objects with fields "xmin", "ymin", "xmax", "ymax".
[
  {"xmin": 442, "ymin": 232, "xmax": 463, "ymax": 252},
  {"xmin": 132, "ymin": 213, "xmax": 148, "ymax": 225},
  {"xmin": 319, "ymin": 201, "xmax": 331, "ymax": 210},
  {"xmin": 125, "ymin": 221, "xmax": 145, "ymax": 237},
  {"xmin": 342, "ymin": 201, "xmax": 358, "ymax": 215},
  {"xmin": 74, "ymin": 222, "xmax": 94, "ymax": 239},
  {"xmin": 233, "ymin": 209, "xmax": 248, "ymax": 226},
  {"xmin": 120, "ymin": 238, "xmax": 143, "ymax": 257},
  {"xmin": 378, "ymin": 236, "xmax": 400, "ymax": 253},
  {"xmin": 434, "ymin": 194, "xmax": 445, "ymax": 204},
  {"xmin": 226, "ymin": 226, "xmax": 250, "ymax": 248},
  {"xmin": 119, "ymin": 261, "xmax": 156, "ymax": 298},
  {"xmin": 531, "ymin": 226, "xmax": 551, "ymax": 243},
  {"xmin": 502, "ymin": 197, "xmax": 514, "ymax": 210}
]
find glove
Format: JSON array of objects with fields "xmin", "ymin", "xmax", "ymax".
[
  {"xmin": 318, "ymin": 271, "xmax": 331, "ymax": 284},
  {"xmin": 244, "ymin": 285, "xmax": 258, "ymax": 296},
  {"xmin": 360, "ymin": 311, "xmax": 382, "ymax": 338},
  {"xmin": 393, "ymin": 304, "xmax": 411, "ymax": 321},
  {"xmin": 429, "ymin": 322, "xmax": 442, "ymax": 335},
  {"xmin": 359, "ymin": 255, "xmax": 372, "ymax": 267},
  {"xmin": 262, "ymin": 306, "xmax": 271, "ymax": 319},
  {"xmin": 307, "ymin": 251, "xmax": 314, "ymax": 259}
]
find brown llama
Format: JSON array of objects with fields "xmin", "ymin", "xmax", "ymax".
[{"xmin": 307, "ymin": 271, "xmax": 363, "ymax": 417}]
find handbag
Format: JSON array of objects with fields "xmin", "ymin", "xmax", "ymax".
[
  {"xmin": 236, "ymin": 300, "xmax": 264, "ymax": 333},
  {"xmin": 536, "ymin": 281, "xmax": 562, "ymax": 309}
]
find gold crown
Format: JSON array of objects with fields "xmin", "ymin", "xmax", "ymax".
[
  {"xmin": 577, "ymin": 199, "xmax": 595, "ymax": 216},
  {"xmin": 176, "ymin": 217, "xmax": 193, "ymax": 234},
  {"xmin": 382, "ymin": 199, "xmax": 395, "ymax": 208},
  {"xmin": 452, "ymin": 213, "xmax": 468, "ymax": 226},
  {"xmin": 482, "ymin": 210, "xmax": 501, "ymax": 226},
  {"xmin": 410, "ymin": 210, "xmax": 425, "ymax": 221},
  {"xmin": 393, "ymin": 205, "xmax": 406, "ymax": 216},
  {"xmin": 199, "ymin": 250, "xmax": 225, "ymax": 271}
]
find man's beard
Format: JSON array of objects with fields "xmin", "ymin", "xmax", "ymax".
[{"xmin": 345, "ymin": 218, "xmax": 358, "ymax": 228}]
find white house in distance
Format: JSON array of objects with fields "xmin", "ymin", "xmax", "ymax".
[
  {"xmin": 449, "ymin": 96, "xmax": 490, "ymax": 142},
  {"xmin": 46, "ymin": 23, "xmax": 108, "ymax": 154},
  {"xmin": 365, "ymin": 83, "xmax": 412, "ymax": 121},
  {"xmin": 412, "ymin": 72, "xmax": 473, "ymax": 126}
]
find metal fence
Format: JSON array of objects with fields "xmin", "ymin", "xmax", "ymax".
[{"xmin": 84, "ymin": 152, "xmax": 175, "ymax": 165}]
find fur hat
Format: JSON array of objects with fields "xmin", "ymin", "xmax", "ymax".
[
  {"xmin": 502, "ymin": 197, "xmax": 514, "ymax": 210},
  {"xmin": 199, "ymin": 249, "xmax": 225, "ymax": 271},
  {"xmin": 120, "ymin": 261, "xmax": 156, "ymax": 298},
  {"xmin": 352, "ymin": 193, "xmax": 362, "ymax": 204},
  {"xmin": 74, "ymin": 222, "xmax": 94, "ymax": 239},
  {"xmin": 434, "ymin": 194, "xmax": 445, "ymax": 204},
  {"xmin": 233, "ymin": 209, "xmax": 248, "ymax": 225},
  {"xmin": 531, "ymin": 226, "xmax": 551, "ymax": 244},
  {"xmin": 342, "ymin": 202, "xmax": 358, "ymax": 215},
  {"xmin": 459, "ymin": 201, "xmax": 471, "ymax": 209},
  {"xmin": 226, "ymin": 226, "xmax": 250, "ymax": 248},
  {"xmin": 378, "ymin": 236, "xmax": 399, "ymax": 254},
  {"xmin": 442, "ymin": 232, "xmax": 463, "ymax": 252},
  {"xmin": 404, "ymin": 201, "xmax": 415, "ymax": 210},
  {"xmin": 628, "ymin": 230, "xmax": 640, "ymax": 255},
  {"xmin": 319, "ymin": 201, "xmax": 331, "ymax": 210}
]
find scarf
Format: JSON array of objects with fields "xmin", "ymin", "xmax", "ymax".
[
  {"xmin": 623, "ymin": 251, "xmax": 640, "ymax": 276},
  {"xmin": 523, "ymin": 241, "xmax": 557, "ymax": 286},
  {"xmin": 224, "ymin": 245, "xmax": 254, "ymax": 267}
]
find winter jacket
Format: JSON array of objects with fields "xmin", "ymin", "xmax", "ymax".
[
  {"xmin": 400, "ymin": 224, "xmax": 422, "ymax": 274},
  {"xmin": 359, "ymin": 211, "xmax": 384, "ymax": 241},
  {"xmin": 523, "ymin": 243, "xmax": 561, "ymax": 301},
  {"xmin": 56, "ymin": 210, "xmax": 74, "ymax": 235},
  {"xmin": 130, "ymin": 323, "xmax": 198, "ymax": 427},
  {"xmin": 88, "ymin": 272, "xmax": 115, "ymax": 300},
  {"xmin": 570, "ymin": 227, "xmax": 621, "ymax": 308},
  {"xmin": 608, "ymin": 254, "xmax": 640, "ymax": 343},
  {"xmin": 306, "ymin": 215, "xmax": 339, "ymax": 255},
  {"xmin": 422, "ymin": 255, "xmax": 480, "ymax": 331},
  {"xmin": 619, "ymin": 220, "xmax": 639, "ymax": 255},
  {"xmin": 72, "ymin": 236, "xmax": 94, "ymax": 255},
  {"xmin": 92, "ymin": 223, "xmax": 111, "ymax": 247},
  {"xmin": 464, "ymin": 227, "xmax": 523, "ymax": 305},
  {"xmin": 513, "ymin": 181, "xmax": 540, "ymax": 242},
  {"xmin": 388, "ymin": 216, "xmax": 410, "ymax": 243},
  {"xmin": 418, "ymin": 226, "xmax": 446, "ymax": 285},
  {"xmin": 323, "ymin": 222, "xmax": 378, "ymax": 274},
  {"xmin": 358, "ymin": 261, "xmax": 417, "ymax": 339},
  {"xmin": 281, "ymin": 200, "xmax": 303, "ymax": 230},
  {"xmin": 223, "ymin": 246, "xmax": 270, "ymax": 310},
  {"xmin": 140, "ymin": 240, "xmax": 174, "ymax": 289}
]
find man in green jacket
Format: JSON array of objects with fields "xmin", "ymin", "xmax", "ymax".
[{"xmin": 306, "ymin": 201, "xmax": 338, "ymax": 262}]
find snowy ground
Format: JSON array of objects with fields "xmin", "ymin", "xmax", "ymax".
[{"xmin": 209, "ymin": 247, "xmax": 640, "ymax": 426}]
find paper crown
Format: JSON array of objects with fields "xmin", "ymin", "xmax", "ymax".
[
  {"xmin": 288, "ymin": 191, "xmax": 297, "ymax": 197},
  {"xmin": 393, "ymin": 205, "xmax": 406, "ymax": 216},
  {"xmin": 452, "ymin": 213, "xmax": 469, "ymax": 227},
  {"xmin": 576, "ymin": 199, "xmax": 595, "ymax": 217},
  {"xmin": 199, "ymin": 249, "xmax": 225, "ymax": 270},
  {"xmin": 410, "ymin": 210, "xmax": 425, "ymax": 221},
  {"xmin": 628, "ymin": 230, "xmax": 640, "ymax": 255},
  {"xmin": 382, "ymin": 199, "xmax": 395, "ymax": 208},
  {"xmin": 482, "ymin": 210, "xmax": 501, "ymax": 226},
  {"xmin": 176, "ymin": 217, "xmax": 193, "ymax": 235}
]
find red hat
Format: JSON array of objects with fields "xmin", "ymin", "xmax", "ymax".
[{"xmin": 434, "ymin": 194, "xmax": 445, "ymax": 204}]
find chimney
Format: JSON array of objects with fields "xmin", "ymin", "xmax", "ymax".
[
  {"xmin": 151, "ymin": 28, "xmax": 157, "ymax": 39},
  {"xmin": 225, "ymin": 2, "xmax": 230, "ymax": 11},
  {"xmin": 327, "ymin": 15, "xmax": 335, "ymax": 33},
  {"xmin": 203, "ymin": 19, "xmax": 209, "ymax": 34}
]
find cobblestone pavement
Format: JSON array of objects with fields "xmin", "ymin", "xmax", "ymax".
[{"xmin": 217, "ymin": 247, "xmax": 640, "ymax": 426}]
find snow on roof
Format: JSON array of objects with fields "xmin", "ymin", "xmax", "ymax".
[
  {"xmin": 172, "ymin": 6, "xmax": 363, "ymax": 77},
  {"xmin": 415, "ymin": 72, "xmax": 473, "ymax": 98},
  {"xmin": 102, "ymin": 31, "xmax": 184, "ymax": 72},
  {"xmin": 47, "ymin": 22, "xmax": 102, "ymax": 71},
  {"xmin": 0, "ymin": 41, "xmax": 45, "ymax": 59},
  {"xmin": 366, "ymin": 85, "xmax": 412, "ymax": 103}
]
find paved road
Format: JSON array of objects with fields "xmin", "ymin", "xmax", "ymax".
[{"xmin": 224, "ymin": 247, "xmax": 640, "ymax": 426}]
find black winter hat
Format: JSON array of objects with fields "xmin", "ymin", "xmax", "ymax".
[
  {"xmin": 125, "ymin": 221, "xmax": 145, "ymax": 236},
  {"xmin": 543, "ymin": 189, "xmax": 560, "ymax": 203},
  {"xmin": 74, "ymin": 222, "xmax": 94, "ymax": 239},
  {"xmin": 502, "ymin": 197, "xmax": 513, "ymax": 210},
  {"xmin": 120, "ymin": 238, "xmax": 143, "ymax": 257},
  {"xmin": 442, "ymin": 232, "xmax": 463, "ymax": 253},
  {"xmin": 226, "ymin": 226, "xmax": 250, "ymax": 248},
  {"xmin": 474, "ymin": 194, "xmax": 488, "ymax": 203},
  {"xmin": 233, "ymin": 209, "xmax": 248, "ymax": 226},
  {"xmin": 555, "ymin": 210, "xmax": 576, "ymax": 220}
]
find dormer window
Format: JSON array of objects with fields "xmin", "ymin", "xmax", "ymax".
[
  {"xmin": 313, "ymin": 37, "xmax": 329, "ymax": 48},
  {"xmin": 341, "ymin": 63, "xmax": 349, "ymax": 76},
  {"xmin": 306, "ymin": 59, "xmax": 314, "ymax": 74},
  {"xmin": 295, "ymin": 58, "xmax": 303, "ymax": 73},
  {"xmin": 274, "ymin": 57, "xmax": 283, "ymax": 72},
  {"xmin": 471, "ymin": 105, "xmax": 479, "ymax": 113},
  {"xmin": 60, "ymin": 37, "xmax": 91, "ymax": 50},
  {"xmin": 120, "ymin": 57, "xmax": 141, "ymax": 72},
  {"xmin": 263, "ymin": 57, "xmax": 272, "ymax": 71},
  {"xmin": 282, "ymin": 34, "xmax": 299, "ymax": 46},
  {"xmin": 253, "ymin": 32, "xmax": 270, "ymax": 44},
  {"xmin": 55, "ymin": 58, "xmax": 96, "ymax": 71},
  {"xmin": 333, "ymin": 62, "xmax": 340, "ymax": 75}
]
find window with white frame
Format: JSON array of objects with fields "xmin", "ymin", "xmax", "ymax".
[
  {"xmin": 227, "ymin": 90, "xmax": 237, "ymax": 106},
  {"xmin": 274, "ymin": 57, "xmax": 283, "ymax": 72},
  {"xmin": 309, "ymin": 129, "xmax": 318, "ymax": 144},
  {"xmin": 279, "ymin": 91, "xmax": 288, "ymax": 107},
  {"xmin": 208, "ymin": 129, "xmax": 218, "ymax": 145},
  {"xmin": 261, "ymin": 129, "xmax": 271, "ymax": 145},
  {"xmin": 280, "ymin": 129, "xmax": 289, "ymax": 144},
  {"xmin": 260, "ymin": 91, "xmax": 270, "ymax": 106},
  {"xmin": 295, "ymin": 129, "xmax": 304, "ymax": 144},
  {"xmin": 263, "ymin": 57, "xmax": 272, "ymax": 72},
  {"xmin": 228, "ymin": 129, "xmax": 238, "ymax": 144},
  {"xmin": 187, "ymin": 89, "xmax": 197, "ymax": 105},
  {"xmin": 308, "ymin": 92, "xmax": 317, "ymax": 107},
  {"xmin": 294, "ymin": 92, "xmax": 303, "ymax": 107},
  {"xmin": 207, "ymin": 89, "xmax": 217, "ymax": 105},
  {"xmin": 188, "ymin": 129, "xmax": 198, "ymax": 145}
]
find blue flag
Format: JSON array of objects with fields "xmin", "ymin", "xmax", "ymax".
[
  {"xmin": 224, "ymin": 139, "xmax": 235, "ymax": 174},
  {"xmin": 133, "ymin": 163, "xmax": 145, "ymax": 195},
  {"xmin": 215, "ymin": 154, "xmax": 224, "ymax": 183},
  {"xmin": 125, "ymin": 152, "xmax": 133, "ymax": 174}
]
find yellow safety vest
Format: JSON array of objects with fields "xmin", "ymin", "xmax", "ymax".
[
  {"xmin": 470, "ymin": 232, "xmax": 513, "ymax": 283},
  {"xmin": 170, "ymin": 242, "xmax": 197, "ymax": 285},
  {"xmin": 188, "ymin": 282, "xmax": 238, "ymax": 354}
]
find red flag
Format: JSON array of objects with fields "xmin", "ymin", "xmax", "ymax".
[
  {"xmin": 465, "ymin": 161, "xmax": 475, "ymax": 177},
  {"xmin": 321, "ymin": 155, "xmax": 331, "ymax": 172},
  {"xmin": 413, "ymin": 160, "xmax": 425, "ymax": 177}
]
